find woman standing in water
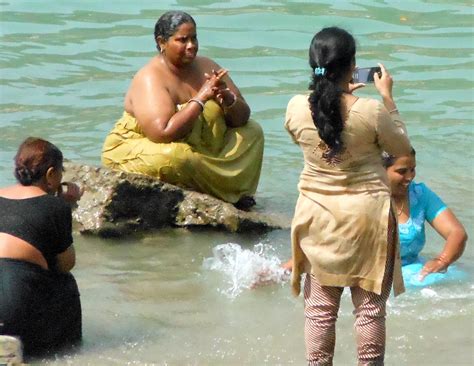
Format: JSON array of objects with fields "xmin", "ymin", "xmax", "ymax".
[
  {"xmin": 102, "ymin": 11, "xmax": 264, "ymax": 208},
  {"xmin": 0, "ymin": 137, "xmax": 82, "ymax": 358},
  {"xmin": 285, "ymin": 27, "xmax": 411, "ymax": 365}
]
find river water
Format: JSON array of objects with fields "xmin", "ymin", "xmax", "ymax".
[{"xmin": 1, "ymin": 1, "xmax": 473, "ymax": 365}]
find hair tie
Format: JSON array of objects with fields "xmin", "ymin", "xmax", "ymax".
[{"xmin": 314, "ymin": 67, "xmax": 326, "ymax": 76}]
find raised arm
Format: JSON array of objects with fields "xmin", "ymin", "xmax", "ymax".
[{"xmin": 373, "ymin": 63, "xmax": 411, "ymax": 156}]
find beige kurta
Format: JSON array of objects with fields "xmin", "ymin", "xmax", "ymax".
[{"xmin": 285, "ymin": 95, "xmax": 411, "ymax": 297}]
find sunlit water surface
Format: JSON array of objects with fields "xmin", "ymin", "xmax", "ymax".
[{"xmin": 0, "ymin": 1, "xmax": 473, "ymax": 365}]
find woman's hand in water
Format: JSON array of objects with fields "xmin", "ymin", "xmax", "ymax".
[{"xmin": 419, "ymin": 258, "xmax": 448, "ymax": 281}]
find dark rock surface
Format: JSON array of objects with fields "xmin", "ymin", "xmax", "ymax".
[{"xmin": 63, "ymin": 161, "xmax": 288, "ymax": 237}]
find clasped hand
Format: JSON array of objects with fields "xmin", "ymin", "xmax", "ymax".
[{"xmin": 196, "ymin": 68, "xmax": 234, "ymax": 105}]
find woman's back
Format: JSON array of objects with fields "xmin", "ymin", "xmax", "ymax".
[{"xmin": 285, "ymin": 95, "xmax": 409, "ymax": 197}]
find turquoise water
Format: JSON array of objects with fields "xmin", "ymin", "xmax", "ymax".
[{"xmin": 1, "ymin": 1, "xmax": 473, "ymax": 365}]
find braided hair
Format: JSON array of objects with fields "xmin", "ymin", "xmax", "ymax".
[{"xmin": 308, "ymin": 27, "xmax": 356, "ymax": 157}]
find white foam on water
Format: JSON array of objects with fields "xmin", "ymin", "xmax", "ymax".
[
  {"xmin": 202, "ymin": 243, "xmax": 290, "ymax": 299},
  {"xmin": 420, "ymin": 288, "xmax": 438, "ymax": 298}
]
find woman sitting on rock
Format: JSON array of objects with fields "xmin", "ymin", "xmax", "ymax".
[
  {"xmin": 0, "ymin": 137, "xmax": 82, "ymax": 358},
  {"xmin": 101, "ymin": 10, "xmax": 264, "ymax": 209}
]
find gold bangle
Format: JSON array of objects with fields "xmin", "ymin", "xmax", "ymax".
[
  {"xmin": 434, "ymin": 256, "xmax": 450, "ymax": 266},
  {"xmin": 189, "ymin": 98, "xmax": 205, "ymax": 111},
  {"xmin": 223, "ymin": 92, "xmax": 237, "ymax": 111}
]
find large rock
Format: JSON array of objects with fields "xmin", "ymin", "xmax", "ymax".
[{"xmin": 63, "ymin": 162, "xmax": 288, "ymax": 237}]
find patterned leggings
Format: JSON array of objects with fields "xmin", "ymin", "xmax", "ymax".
[{"xmin": 304, "ymin": 215, "xmax": 396, "ymax": 366}]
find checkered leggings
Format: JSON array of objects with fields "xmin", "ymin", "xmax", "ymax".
[{"xmin": 304, "ymin": 213, "xmax": 396, "ymax": 366}]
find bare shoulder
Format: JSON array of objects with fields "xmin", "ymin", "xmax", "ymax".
[
  {"xmin": 126, "ymin": 57, "xmax": 167, "ymax": 107},
  {"xmin": 0, "ymin": 185, "xmax": 15, "ymax": 197},
  {"xmin": 194, "ymin": 55, "xmax": 220, "ymax": 72},
  {"xmin": 132, "ymin": 57, "xmax": 164, "ymax": 86}
]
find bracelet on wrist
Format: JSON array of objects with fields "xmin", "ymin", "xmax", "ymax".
[
  {"xmin": 434, "ymin": 256, "xmax": 450, "ymax": 266},
  {"xmin": 388, "ymin": 108, "xmax": 398, "ymax": 114},
  {"xmin": 223, "ymin": 91, "xmax": 237, "ymax": 112},
  {"xmin": 189, "ymin": 98, "xmax": 205, "ymax": 111}
]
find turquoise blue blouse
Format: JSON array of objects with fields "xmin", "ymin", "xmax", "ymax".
[{"xmin": 399, "ymin": 182, "xmax": 447, "ymax": 265}]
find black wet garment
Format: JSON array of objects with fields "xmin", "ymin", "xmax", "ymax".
[
  {"xmin": 0, "ymin": 259, "xmax": 82, "ymax": 357},
  {"xmin": 0, "ymin": 194, "xmax": 81, "ymax": 357},
  {"xmin": 0, "ymin": 194, "xmax": 73, "ymax": 269}
]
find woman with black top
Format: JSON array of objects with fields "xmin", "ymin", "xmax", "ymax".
[{"xmin": 0, "ymin": 137, "xmax": 82, "ymax": 358}]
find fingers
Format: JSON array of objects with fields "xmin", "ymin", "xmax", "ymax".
[
  {"xmin": 349, "ymin": 82, "xmax": 366, "ymax": 92},
  {"xmin": 418, "ymin": 259, "xmax": 447, "ymax": 281},
  {"xmin": 205, "ymin": 69, "xmax": 228, "ymax": 82},
  {"xmin": 373, "ymin": 71, "xmax": 380, "ymax": 82},
  {"xmin": 210, "ymin": 69, "xmax": 228, "ymax": 84},
  {"xmin": 61, "ymin": 182, "xmax": 83, "ymax": 202},
  {"xmin": 215, "ymin": 87, "xmax": 231, "ymax": 96},
  {"xmin": 198, "ymin": 69, "xmax": 230, "ymax": 101},
  {"xmin": 378, "ymin": 63, "xmax": 387, "ymax": 74},
  {"xmin": 212, "ymin": 68, "xmax": 228, "ymax": 78},
  {"xmin": 377, "ymin": 63, "xmax": 391, "ymax": 80},
  {"xmin": 418, "ymin": 268, "xmax": 429, "ymax": 281}
]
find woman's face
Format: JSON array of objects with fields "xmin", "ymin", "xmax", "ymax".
[
  {"xmin": 386, "ymin": 155, "xmax": 416, "ymax": 196},
  {"xmin": 160, "ymin": 22, "xmax": 198, "ymax": 67}
]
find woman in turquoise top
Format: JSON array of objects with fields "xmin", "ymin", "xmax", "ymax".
[{"xmin": 382, "ymin": 149, "xmax": 467, "ymax": 281}]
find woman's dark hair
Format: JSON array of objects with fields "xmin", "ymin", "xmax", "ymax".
[
  {"xmin": 14, "ymin": 137, "xmax": 63, "ymax": 185},
  {"xmin": 154, "ymin": 11, "xmax": 196, "ymax": 51},
  {"xmin": 382, "ymin": 147, "xmax": 416, "ymax": 168},
  {"xmin": 308, "ymin": 27, "xmax": 356, "ymax": 157}
]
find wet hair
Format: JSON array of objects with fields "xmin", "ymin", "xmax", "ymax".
[
  {"xmin": 308, "ymin": 27, "xmax": 356, "ymax": 157},
  {"xmin": 14, "ymin": 137, "xmax": 63, "ymax": 186},
  {"xmin": 382, "ymin": 147, "xmax": 416, "ymax": 168},
  {"xmin": 154, "ymin": 11, "xmax": 196, "ymax": 51}
]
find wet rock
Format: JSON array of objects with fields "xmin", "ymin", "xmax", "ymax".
[{"xmin": 63, "ymin": 161, "xmax": 287, "ymax": 237}]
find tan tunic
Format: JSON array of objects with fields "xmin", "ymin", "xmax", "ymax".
[{"xmin": 285, "ymin": 95, "xmax": 411, "ymax": 297}]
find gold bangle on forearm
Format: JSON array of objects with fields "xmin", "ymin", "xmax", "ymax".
[{"xmin": 434, "ymin": 256, "xmax": 450, "ymax": 267}]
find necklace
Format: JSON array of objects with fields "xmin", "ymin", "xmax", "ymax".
[{"xmin": 396, "ymin": 199, "xmax": 405, "ymax": 216}]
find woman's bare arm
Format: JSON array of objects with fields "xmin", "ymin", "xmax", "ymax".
[
  {"xmin": 419, "ymin": 209, "xmax": 467, "ymax": 280},
  {"xmin": 130, "ymin": 64, "xmax": 229, "ymax": 143},
  {"xmin": 55, "ymin": 245, "xmax": 76, "ymax": 273}
]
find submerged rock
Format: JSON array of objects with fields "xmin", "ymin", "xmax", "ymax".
[{"xmin": 63, "ymin": 161, "xmax": 287, "ymax": 237}]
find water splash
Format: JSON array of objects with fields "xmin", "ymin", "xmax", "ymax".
[
  {"xmin": 420, "ymin": 288, "xmax": 438, "ymax": 298},
  {"xmin": 203, "ymin": 243, "xmax": 290, "ymax": 299}
]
